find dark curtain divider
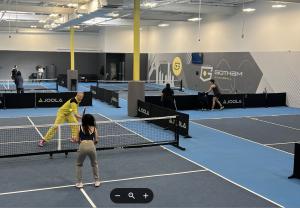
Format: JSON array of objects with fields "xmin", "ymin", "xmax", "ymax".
[
  {"xmin": 146, "ymin": 93, "xmax": 286, "ymax": 110},
  {"xmin": 137, "ymin": 100, "xmax": 190, "ymax": 137},
  {"xmin": 1, "ymin": 92, "xmax": 92, "ymax": 109},
  {"xmin": 90, "ymin": 86, "xmax": 119, "ymax": 108}
]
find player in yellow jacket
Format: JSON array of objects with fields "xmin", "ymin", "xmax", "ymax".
[{"xmin": 38, "ymin": 92, "xmax": 84, "ymax": 147}]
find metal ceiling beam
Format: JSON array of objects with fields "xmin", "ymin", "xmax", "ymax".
[{"xmin": 0, "ymin": 3, "xmax": 75, "ymax": 14}]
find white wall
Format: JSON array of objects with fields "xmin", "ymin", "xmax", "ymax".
[
  {"xmin": 146, "ymin": 1, "xmax": 300, "ymax": 53},
  {"xmin": 0, "ymin": 31, "xmax": 101, "ymax": 52},
  {"xmin": 101, "ymin": 26, "xmax": 149, "ymax": 53}
]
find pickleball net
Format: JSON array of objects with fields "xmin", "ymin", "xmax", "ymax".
[
  {"xmin": 0, "ymin": 79, "xmax": 58, "ymax": 92},
  {"xmin": 0, "ymin": 116, "xmax": 182, "ymax": 158},
  {"xmin": 96, "ymin": 80, "xmax": 183, "ymax": 92}
]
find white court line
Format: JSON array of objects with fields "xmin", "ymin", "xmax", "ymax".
[
  {"xmin": 266, "ymin": 141, "xmax": 299, "ymax": 146},
  {"xmin": 27, "ymin": 117, "xmax": 44, "ymax": 139},
  {"xmin": 192, "ymin": 113, "xmax": 300, "ymax": 121},
  {"xmin": 80, "ymin": 189, "xmax": 97, "ymax": 208},
  {"xmin": 191, "ymin": 121, "xmax": 293, "ymax": 156},
  {"xmin": 249, "ymin": 117, "xmax": 300, "ymax": 131},
  {"xmin": 96, "ymin": 112, "xmax": 283, "ymax": 208},
  {"xmin": 0, "ymin": 170, "xmax": 206, "ymax": 196}
]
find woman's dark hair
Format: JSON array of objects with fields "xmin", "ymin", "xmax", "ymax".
[
  {"xmin": 16, "ymin": 71, "xmax": 21, "ymax": 76},
  {"xmin": 166, "ymin": 83, "xmax": 171, "ymax": 89},
  {"xmin": 210, "ymin": 79, "xmax": 215, "ymax": 84},
  {"xmin": 81, "ymin": 114, "xmax": 96, "ymax": 134}
]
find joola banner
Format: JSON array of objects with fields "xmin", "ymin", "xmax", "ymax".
[{"xmin": 36, "ymin": 92, "xmax": 92, "ymax": 107}]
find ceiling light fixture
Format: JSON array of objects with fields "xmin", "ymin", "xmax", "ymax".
[
  {"xmin": 67, "ymin": 3, "xmax": 78, "ymax": 8},
  {"xmin": 73, "ymin": 25, "xmax": 80, "ymax": 29},
  {"xmin": 30, "ymin": 25, "xmax": 37, "ymax": 28},
  {"xmin": 188, "ymin": 17, "xmax": 202, "ymax": 22},
  {"xmin": 49, "ymin": 13, "xmax": 59, "ymax": 18},
  {"xmin": 142, "ymin": 2, "xmax": 158, "ymax": 8},
  {"xmin": 39, "ymin": 19, "xmax": 47, "ymax": 23},
  {"xmin": 243, "ymin": 8, "xmax": 256, "ymax": 12},
  {"xmin": 83, "ymin": 17, "xmax": 112, "ymax": 25},
  {"xmin": 272, "ymin": 4, "xmax": 287, "ymax": 8},
  {"xmin": 158, "ymin": 23, "xmax": 169, "ymax": 27}
]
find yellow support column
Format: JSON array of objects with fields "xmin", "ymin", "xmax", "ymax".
[
  {"xmin": 133, "ymin": 0, "xmax": 140, "ymax": 81},
  {"xmin": 128, "ymin": 0, "xmax": 144, "ymax": 116},
  {"xmin": 70, "ymin": 27, "xmax": 75, "ymax": 71}
]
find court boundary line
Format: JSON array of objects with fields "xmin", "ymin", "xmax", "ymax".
[
  {"xmin": 80, "ymin": 188, "xmax": 96, "ymax": 208},
  {"xmin": 96, "ymin": 113, "xmax": 284, "ymax": 208},
  {"xmin": 191, "ymin": 121, "xmax": 293, "ymax": 156},
  {"xmin": 249, "ymin": 117, "xmax": 300, "ymax": 131},
  {"xmin": 266, "ymin": 141, "xmax": 299, "ymax": 146},
  {"xmin": 0, "ymin": 170, "xmax": 206, "ymax": 196},
  {"xmin": 27, "ymin": 117, "xmax": 44, "ymax": 139},
  {"xmin": 191, "ymin": 113, "xmax": 300, "ymax": 121}
]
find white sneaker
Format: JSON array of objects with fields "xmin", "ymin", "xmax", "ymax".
[
  {"xmin": 75, "ymin": 182, "xmax": 84, "ymax": 188},
  {"xmin": 94, "ymin": 181, "xmax": 101, "ymax": 187},
  {"xmin": 220, "ymin": 106, "xmax": 225, "ymax": 110}
]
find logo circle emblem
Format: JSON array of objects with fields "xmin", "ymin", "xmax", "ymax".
[{"xmin": 172, "ymin": 57, "xmax": 182, "ymax": 77}]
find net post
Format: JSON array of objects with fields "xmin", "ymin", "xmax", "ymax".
[
  {"xmin": 173, "ymin": 115, "xmax": 185, "ymax": 151},
  {"xmin": 56, "ymin": 79, "xmax": 59, "ymax": 92},
  {"xmin": 57, "ymin": 124, "xmax": 62, "ymax": 151},
  {"xmin": 96, "ymin": 80, "xmax": 99, "ymax": 88},
  {"xmin": 180, "ymin": 80, "xmax": 183, "ymax": 92}
]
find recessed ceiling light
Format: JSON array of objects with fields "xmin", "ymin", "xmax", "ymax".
[
  {"xmin": 188, "ymin": 17, "xmax": 202, "ymax": 22},
  {"xmin": 39, "ymin": 19, "xmax": 46, "ymax": 23},
  {"xmin": 73, "ymin": 25, "xmax": 80, "ymax": 29},
  {"xmin": 243, "ymin": 8, "xmax": 256, "ymax": 13},
  {"xmin": 67, "ymin": 3, "xmax": 78, "ymax": 8},
  {"xmin": 158, "ymin": 23, "xmax": 169, "ymax": 27},
  {"xmin": 49, "ymin": 13, "xmax": 59, "ymax": 18},
  {"xmin": 106, "ymin": 12, "xmax": 119, "ymax": 17},
  {"xmin": 272, "ymin": 4, "xmax": 287, "ymax": 8},
  {"xmin": 77, "ymin": 14, "xmax": 83, "ymax": 18},
  {"xmin": 142, "ymin": 2, "xmax": 158, "ymax": 8},
  {"xmin": 30, "ymin": 25, "xmax": 37, "ymax": 28},
  {"xmin": 83, "ymin": 17, "xmax": 112, "ymax": 25}
]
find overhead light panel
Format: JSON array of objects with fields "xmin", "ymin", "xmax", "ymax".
[
  {"xmin": 142, "ymin": 2, "xmax": 158, "ymax": 8},
  {"xmin": 243, "ymin": 8, "xmax": 256, "ymax": 13},
  {"xmin": 39, "ymin": 19, "xmax": 47, "ymax": 23},
  {"xmin": 30, "ymin": 25, "xmax": 37, "ymax": 28},
  {"xmin": 158, "ymin": 23, "xmax": 169, "ymax": 27},
  {"xmin": 67, "ymin": 3, "xmax": 78, "ymax": 8},
  {"xmin": 188, "ymin": 17, "xmax": 202, "ymax": 22},
  {"xmin": 49, "ymin": 13, "xmax": 59, "ymax": 18},
  {"xmin": 106, "ymin": 12, "xmax": 119, "ymax": 18},
  {"xmin": 83, "ymin": 17, "xmax": 112, "ymax": 25},
  {"xmin": 272, "ymin": 4, "xmax": 287, "ymax": 8}
]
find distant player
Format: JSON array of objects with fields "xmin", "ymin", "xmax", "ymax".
[
  {"xmin": 161, "ymin": 83, "xmax": 175, "ymax": 110},
  {"xmin": 206, "ymin": 79, "xmax": 224, "ymax": 110},
  {"xmin": 38, "ymin": 92, "xmax": 84, "ymax": 147}
]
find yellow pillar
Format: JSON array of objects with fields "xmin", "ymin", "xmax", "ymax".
[
  {"xmin": 133, "ymin": 0, "xmax": 140, "ymax": 81},
  {"xmin": 70, "ymin": 27, "xmax": 75, "ymax": 71}
]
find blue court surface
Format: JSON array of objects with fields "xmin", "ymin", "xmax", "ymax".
[{"xmin": 0, "ymin": 84, "xmax": 300, "ymax": 207}]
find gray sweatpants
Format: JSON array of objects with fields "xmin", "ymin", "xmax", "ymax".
[{"xmin": 76, "ymin": 141, "xmax": 99, "ymax": 183}]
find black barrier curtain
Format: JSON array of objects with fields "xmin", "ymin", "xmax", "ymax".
[
  {"xmin": 137, "ymin": 100, "xmax": 190, "ymax": 137},
  {"xmin": 145, "ymin": 93, "xmax": 286, "ymax": 110},
  {"xmin": 1, "ymin": 92, "xmax": 92, "ymax": 109},
  {"xmin": 90, "ymin": 86, "xmax": 119, "ymax": 108}
]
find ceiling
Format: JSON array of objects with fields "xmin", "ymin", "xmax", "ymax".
[{"xmin": 0, "ymin": 0, "xmax": 297, "ymax": 33}]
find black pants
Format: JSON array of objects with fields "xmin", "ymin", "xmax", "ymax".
[
  {"xmin": 162, "ymin": 100, "xmax": 175, "ymax": 110},
  {"xmin": 17, "ymin": 88, "xmax": 24, "ymax": 94}
]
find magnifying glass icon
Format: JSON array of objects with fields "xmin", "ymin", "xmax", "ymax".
[{"xmin": 128, "ymin": 192, "xmax": 135, "ymax": 199}]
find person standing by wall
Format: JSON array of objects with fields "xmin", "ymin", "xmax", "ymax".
[{"xmin": 15, "ymin": 71, "xmax": 24, "ymax": 94}]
